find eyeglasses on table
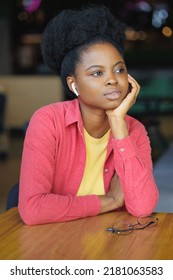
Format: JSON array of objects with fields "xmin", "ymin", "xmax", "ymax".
[{"xmin": 107, "ymin": 215, "xmax": 159, "ymax": 235}]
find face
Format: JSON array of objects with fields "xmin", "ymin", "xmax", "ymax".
[{"xmin": 68, "ymin": 42, "xmax": 129, "ymax": 112}]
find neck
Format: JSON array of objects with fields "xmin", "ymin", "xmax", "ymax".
[{"xmin": 79, "ymin": 104, "xmax": 110, "ymax": 138}]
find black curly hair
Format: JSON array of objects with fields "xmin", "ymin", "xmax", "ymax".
[{"xmin": 41, "ymin": 5, "xmax": 126, "ymax": 99}]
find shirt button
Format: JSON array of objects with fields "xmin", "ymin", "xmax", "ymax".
[
  {"xmin": 104, "ymin": 168, "xmax": 109, "ymax": 173},
  {"xmin": 120, "ymin": 147, "xmax": 125, "ymax": 152}
]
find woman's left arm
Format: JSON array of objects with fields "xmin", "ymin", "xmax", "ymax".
[{"xmin": 106, "ymin": 75, "xmax": 159, "ymax": 216}]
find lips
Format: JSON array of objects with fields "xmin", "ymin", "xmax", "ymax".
[{"xmin": 104, "ymin": 90, "xmax": 121, "ymax": 100}]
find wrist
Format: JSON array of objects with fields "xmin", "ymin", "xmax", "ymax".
[
  {"xmin": 110, "ymin": 194, "xmax": 123, "ymax": 208},
  {"xmin": 108, "ymin": 117, "xmax": 129, "ymax": 140},
  {"xmin": 99, "ymin": 194, "xmax": 119, "ymax": 214}
]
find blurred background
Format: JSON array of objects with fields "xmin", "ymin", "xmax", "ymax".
[{"xmin": 0, "ymin": 0, "xmax": 173, "ymax": 213}]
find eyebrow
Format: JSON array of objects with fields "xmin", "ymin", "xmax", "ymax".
[{"xmin": 86, "ymin": 61, "xmax": 125, "ymax": 71}]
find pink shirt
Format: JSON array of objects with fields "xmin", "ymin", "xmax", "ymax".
[{"xmin": 18, "ymin": 99, "xmax": 159, "ymax": 225}]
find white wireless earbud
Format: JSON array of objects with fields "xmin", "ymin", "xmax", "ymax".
[{"xmin": 72, "ymin": 83, "xmax": 79, "ymax": 97}]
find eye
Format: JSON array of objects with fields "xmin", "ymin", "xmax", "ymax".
[
  {"xmin": 114, "ymin": 68, "xmax": 125, "ymax": 74},
  {"xmin": 91, "ymin": 71, "xmax": 103, "ymax": 76}
]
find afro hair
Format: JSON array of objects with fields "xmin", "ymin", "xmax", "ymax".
[{"xmin": 41, "ymin": 5, "xmax": 126, "ymax": 75}]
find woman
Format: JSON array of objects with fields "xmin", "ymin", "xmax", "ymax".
[{"xmin": 18, "ymin": 5, "xmax": 159, "ymax": 225}]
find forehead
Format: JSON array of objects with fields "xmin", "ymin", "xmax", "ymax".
[{"xmin": 79, "ymin": 42, "xmax": 124, "ymax": 66}]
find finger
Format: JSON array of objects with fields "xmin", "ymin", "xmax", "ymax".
[
  {"xmin": 128, "ymin": 74, "xmax": 140, "ymax": 89},
  {"xmin": 128, "ymin": 74, "xmax": 140, "ymax": 97}
]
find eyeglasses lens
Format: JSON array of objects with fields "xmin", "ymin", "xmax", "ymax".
[
  {"xmin": 137, "ymin": 216, "xmax": 158, "ymax": 228},
  {"xmin": 108, "ymin": 221, "xmax": 133, "ymax": 235}
]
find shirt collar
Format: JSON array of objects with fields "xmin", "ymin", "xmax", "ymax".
[
  {"xmin": 65, "ymin": 99, "xmax": 83, "ymax": 133},
  {"xmin": 65, "ymin": 98, "xmax": 131, "ymax": 135}
]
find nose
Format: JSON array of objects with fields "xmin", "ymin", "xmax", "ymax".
[{"xmin": 106, "ymin": 73, "xmax": 118, "ymax": 86}]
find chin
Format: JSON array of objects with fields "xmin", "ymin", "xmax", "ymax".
[{"xmin": 105, "ymin": 101, "xmax": 122, "ymax": 109}]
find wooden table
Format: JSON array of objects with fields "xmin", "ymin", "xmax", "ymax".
[{"xmin": 0, "ymin": 208, "xmax": 173, "ymax": 260}]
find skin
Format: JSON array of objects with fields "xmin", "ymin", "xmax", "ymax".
[{"xmin": 67, "ymin": 42, "xmax": 140, "ymax": 214}]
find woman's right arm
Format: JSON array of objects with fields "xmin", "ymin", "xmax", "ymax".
[{"xmin": 18, "ymin": 108, "xmax": 101, "ymax": 225}]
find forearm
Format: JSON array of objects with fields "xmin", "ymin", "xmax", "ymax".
[{"xmin": 19, "ymin": 191, "xmax": 101, "ymax": 225}]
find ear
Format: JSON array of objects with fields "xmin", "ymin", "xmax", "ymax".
[{"xmin": 66, "ymin": 76, "xmax": 75, "ymax": 92}]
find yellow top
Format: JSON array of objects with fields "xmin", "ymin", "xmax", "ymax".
[{"xmin": 77, "ymin": 128, "xmax": 110, "ymax": 196}]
